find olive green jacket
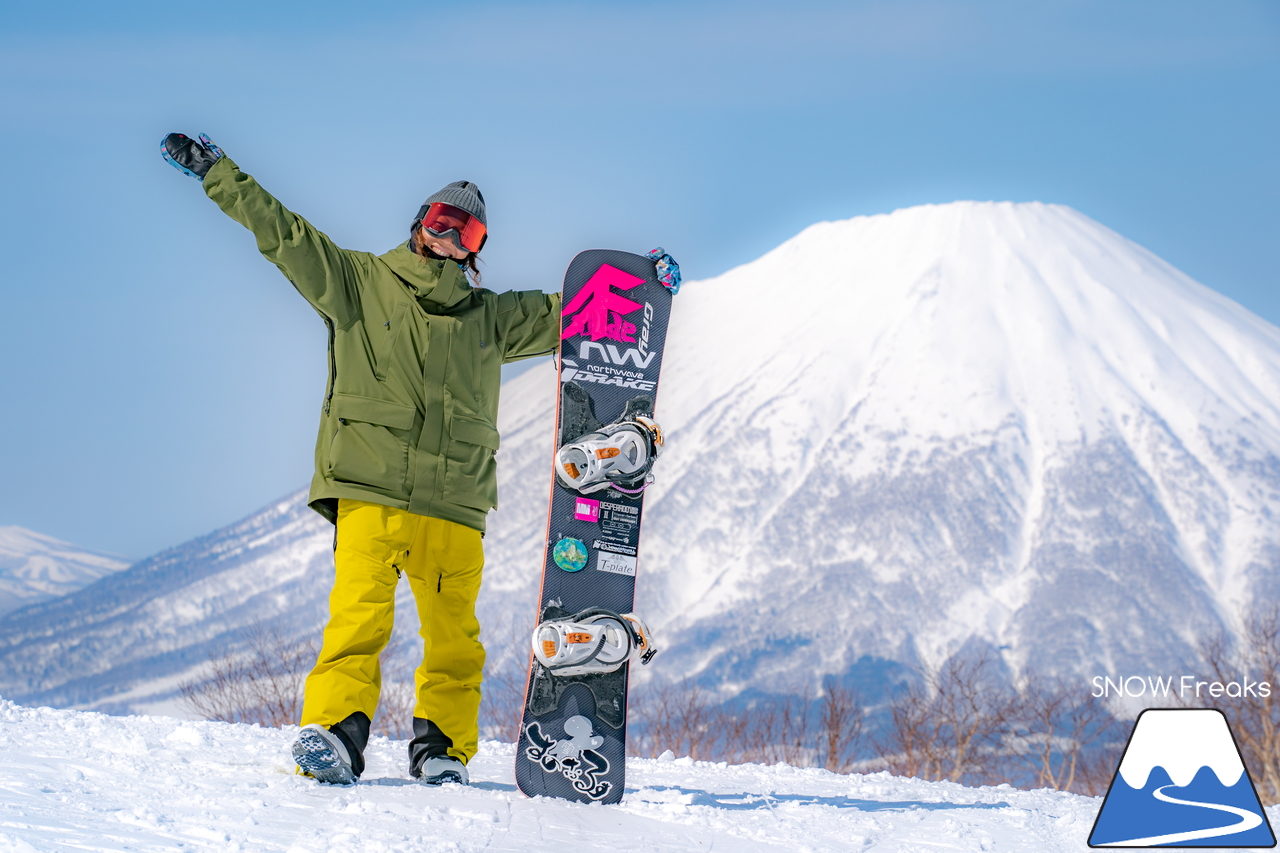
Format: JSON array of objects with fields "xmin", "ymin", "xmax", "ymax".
[{"xmin": 204, "ymin": 156, "xmax": 561, "ymax": 532}]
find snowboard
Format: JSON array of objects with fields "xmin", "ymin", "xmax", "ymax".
[{"xmin": 513, "ymin": 249, "xmax": 674, "ymax": 804}]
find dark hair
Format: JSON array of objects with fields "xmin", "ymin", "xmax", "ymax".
[{"xmin": 410, "ymin": 227, "xmax": 483, "ymax": 288}]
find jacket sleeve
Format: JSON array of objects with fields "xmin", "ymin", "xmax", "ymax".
[
  {"xmin": 497, "ymin": 289, "xmax": 562, "ymax": 363},
  {"xmin": 203, "ymin": 156, "xmax": 361, "ymax": 326}
]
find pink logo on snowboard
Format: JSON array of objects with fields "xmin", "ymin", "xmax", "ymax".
[
  {"xmin": 574, "ymin": 497, "xmax": 600, "ymax": 522},
  {"xmin": 562, "ymin": 264, "xmax": 644, "ymax": 343}
]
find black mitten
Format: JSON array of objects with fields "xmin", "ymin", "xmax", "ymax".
[{"xmin": 160, "ymin": 132, "xmax": 224, "ymax": 181}]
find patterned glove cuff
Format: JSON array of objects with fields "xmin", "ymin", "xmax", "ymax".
[{"xmin": 645, "ymin": 247, "xmax": 682, "ymax": 294}]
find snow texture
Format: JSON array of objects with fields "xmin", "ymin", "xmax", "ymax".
[
  {"xmin": 3, "ymin": 201, "xmax": 1280, "ymax": 713},
  {"xmin": 0, "ymin": 699, "xmax": 1120, "ymax": 852},
  {"xmin": 0, "ymin": 527, "xmax": 131, "ymax": 617}
]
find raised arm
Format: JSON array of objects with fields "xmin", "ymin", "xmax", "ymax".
[
  {"xmin": 497, "ymin": 289, "xmax": 562, "ymax": 362},
  {"xmin": 161, "ymin": 133, "xmax": 361, "ymax": 325}
]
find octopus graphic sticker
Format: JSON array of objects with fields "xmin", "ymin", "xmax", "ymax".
[{"xmin": 523, "ymin": 716, "xmax": 612, "ymax": 801}]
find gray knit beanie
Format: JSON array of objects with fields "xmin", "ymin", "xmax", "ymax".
[{"xmin": 412, "ymin": 181, "xmax": 487, "ymax": 234}]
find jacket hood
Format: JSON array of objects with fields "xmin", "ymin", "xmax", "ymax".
[{"xmin": 380, "ymin": 242, "xmax": 474, "ymax": 309}]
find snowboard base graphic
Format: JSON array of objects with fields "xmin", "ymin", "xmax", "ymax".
[{"xmin": 513, "ymin": 249, "xmax": 673, "ymax": 804}]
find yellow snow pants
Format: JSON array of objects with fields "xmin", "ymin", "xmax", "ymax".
[{"xmin": 299, "ymin": 499, "xmax": 486, "ymax": 764}]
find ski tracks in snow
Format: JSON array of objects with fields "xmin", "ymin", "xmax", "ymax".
[{"xmin": 0, "ymin": 701, "xmax": 1185, "ymax": 852}]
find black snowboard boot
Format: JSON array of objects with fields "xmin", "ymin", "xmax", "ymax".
[
  {"xmin": 292, "ymin": 712, "xmax": 370, "ymax": 785},
  {"xmin": 409, "ymin": 717, "xmax": 468, "ymax": 785}
]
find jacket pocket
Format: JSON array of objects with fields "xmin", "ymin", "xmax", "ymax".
[
  {"xmin": 327, "ymin": 393, "xmax": 415, "ymax": 493},
  {"xmin": 443, "ymin": 415, "xmax": 500, "ymax": 510},
  {"xmin": 373, "ymin": 302, "xmax": 410, "ymax": 381}
]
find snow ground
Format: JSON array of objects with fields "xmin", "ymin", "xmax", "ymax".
[{"xmin": 0, "ymin": 700, "xmax": 1175, "ymax": 853}]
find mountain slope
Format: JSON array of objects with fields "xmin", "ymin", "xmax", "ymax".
[
  {"xmin": 3, "ymin": 201, "xmax": 1278, "ymax": 714},
  {"xmin": 0, "ymin": 495, "xmax": 334, "ymax": 713},
  {"xmin": 632, "ymin": 201, "xmax": 1280, "ymax": 688},
  {"xmin": 0, "ymin": 527, "xmax": 131, "ymax": 617}
]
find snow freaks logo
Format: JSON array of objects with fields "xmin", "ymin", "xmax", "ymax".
[
  {"xmin": 524, "ymin": 716, "xmax": 612, "ymax": 800},
  {"xmin": 1092, "ymin": 675, "xmax": 1272, "ymax": 700},
  {"xmin": 560, "ymin": 264, "xmax": 656, "ymax": 391},
  {"xmin": 1089, "ymin": 709, "xmax": 1276, "ymax": 848}
]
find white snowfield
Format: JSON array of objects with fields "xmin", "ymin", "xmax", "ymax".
[{"xmin": 0, "ymin": 701, "xmax": 1120, "ymax": 853}]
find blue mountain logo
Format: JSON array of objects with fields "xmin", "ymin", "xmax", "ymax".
[{"xmin": 1089, "ymin": 708, "xmax": 1275, "ymax": 847}]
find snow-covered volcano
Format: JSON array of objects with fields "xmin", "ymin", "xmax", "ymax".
[
  {"xmin": 619, "ymin": 201, "xmax": 1280, "ymax": 689},
  {"xmin": 3, "ymin": 201, "xmax": 1279, "ymax": 713}
]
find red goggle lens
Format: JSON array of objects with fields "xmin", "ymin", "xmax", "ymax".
[{"xmin": 421, "ymin": 202, "xmax": 487, "ymax": 253}]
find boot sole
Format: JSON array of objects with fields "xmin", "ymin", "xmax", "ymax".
[{"xmin": 292, "ymin": 728, "xmax": 357, "ymax": 785}]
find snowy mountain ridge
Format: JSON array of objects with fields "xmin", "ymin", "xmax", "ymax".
[
  {"xmin": 2, "ymin": 200, "xmax": 1279, "ymax": 715},
  {"xmin": 0, "ymin": 496, "xmax": 332, "ymax": 713},
  {"xmin": 0, "ymin": 526, "xmax": 131, "ymax": 617}
]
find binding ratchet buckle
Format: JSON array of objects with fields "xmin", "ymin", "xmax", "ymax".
[{"xmin": 531, "ymin": 609, "xmax": 657, "ymax": 676}]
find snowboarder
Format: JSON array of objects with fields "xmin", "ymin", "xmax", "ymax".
[{"xmin": 160, "ymin": 132, "xmax": 562, "ymax": 786}]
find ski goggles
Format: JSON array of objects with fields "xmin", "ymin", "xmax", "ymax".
[{"xmin": 420, "ymin": 202, "xmax": 488, "ymax": 253}]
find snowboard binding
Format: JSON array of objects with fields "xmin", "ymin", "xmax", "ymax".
[
  {"xmin": 531, "ymin": 608, "xmax": 657, "ymax": 677},
  {"xmin": 555, "ymin": 383, "xmax": 665, "ymax": 496},
  {"xmin": 555, "ymin": 417, "xmax": 664, "ymax": 496}
]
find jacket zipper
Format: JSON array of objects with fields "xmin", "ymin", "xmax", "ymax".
[{"xmin": 323, "ymin": 317, "xmax": 337, "ymax": 414}]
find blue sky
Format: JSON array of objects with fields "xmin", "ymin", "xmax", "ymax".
[{"xmin": 1, "ymin": 1, "xmax": 1277, "ymax": 558}]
